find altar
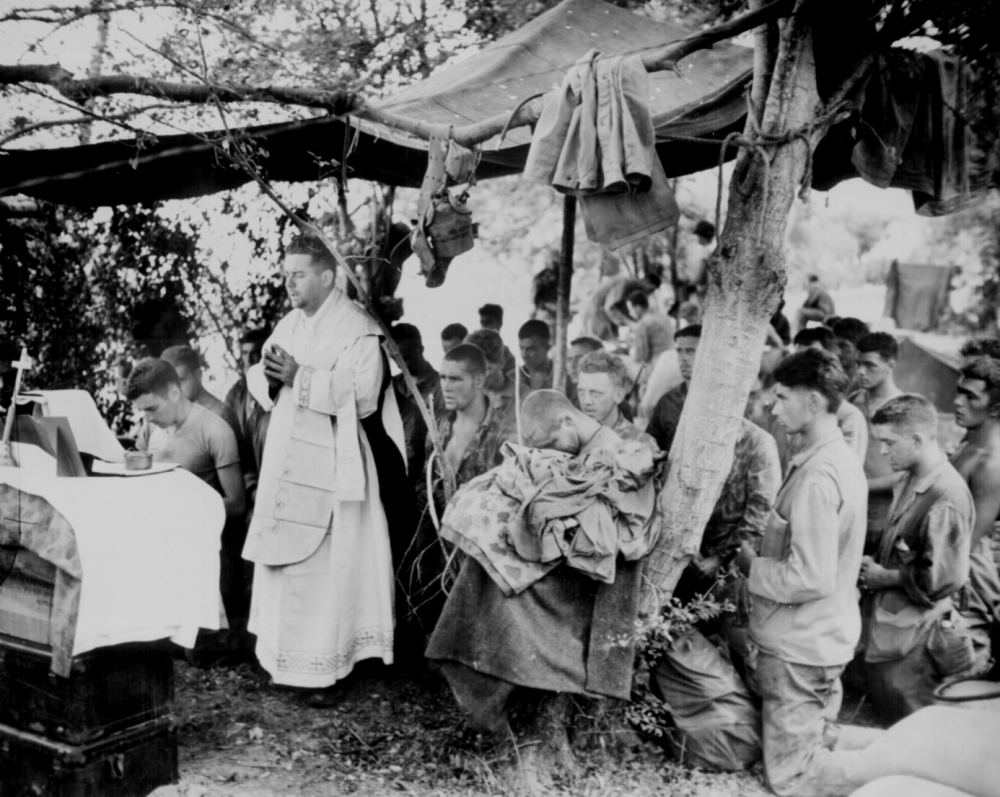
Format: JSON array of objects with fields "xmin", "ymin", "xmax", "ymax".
[
  {"xmin": 0, "ymin": 384, "xmax": 224, "ymax": 796},
  {"xmin": 0, "ymin": 465, "xmax": 224, "ymax": 670}
]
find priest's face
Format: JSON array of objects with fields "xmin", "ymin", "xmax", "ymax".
[
  {"xmin": 284, "ymin": 253, "xmax": 333, "ymax": 315},
  {"xmin": 133, "ymin": 386, "xmax": 182, "ymax": 428},
  {"xmin": 440, "ymin": 358, "xmax": 484, "ymax": 412}
]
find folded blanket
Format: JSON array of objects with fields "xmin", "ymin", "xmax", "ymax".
[{"xmin": 439, "ymin": 440, "xmax": 661, "ymax": 596}]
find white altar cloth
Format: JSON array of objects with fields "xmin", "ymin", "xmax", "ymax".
[{"xmin": 0, "ymin": 466, "xmax": 222, "ymax": 656}]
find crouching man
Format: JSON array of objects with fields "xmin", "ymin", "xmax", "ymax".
[
  {"xmin": 861, "ymin": 394, "xmax": 989, "ymax": 722},
  {"xmin": 736, "ymin": 349, "xmax": 875, "ymax": 797},
  {"xmin": 426, "ymin": 391, "xmax": 639, "ymax": 735}
]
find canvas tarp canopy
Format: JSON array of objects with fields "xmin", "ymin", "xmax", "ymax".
[
  {"xmin": 1, "ymin": 0, "xmax": 993, "ymax": 210},
  {"xmin": 0, "ymin": 0, "xmax": 754, "ymax": 207}
]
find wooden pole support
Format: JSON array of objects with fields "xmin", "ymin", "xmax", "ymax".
[{"xmin": 552, "ymin": 195, "xmax": 576, "ymax": 393}]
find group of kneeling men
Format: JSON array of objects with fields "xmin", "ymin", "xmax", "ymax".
[{"xmin": 121, "ymin": 235, "xmax": 1000, "ymax": 796}]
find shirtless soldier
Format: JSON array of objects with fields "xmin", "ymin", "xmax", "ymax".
[
  {"xmin": 435, "ymin": 343, "xmax": 517, "ymax": 487},
  {"xmin": 401, "ymin": 344, "xmax": 516, "ymax": 647},
  {"xmin": 951, "ymin": 356, "xmax": 1000, "ymax": 626}
]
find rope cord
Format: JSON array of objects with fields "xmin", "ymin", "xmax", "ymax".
[
  {"xmin": 495, "ymin": 91, "xmax": 546, "ymax": 150},
  {"xmin": 700, "ymin": 89, "xmax": 839, "ymax": 244},
  {"xmin": 340, "ymin": 115, "xmax": 351, "ymax": 196},
  {"xmin": 426, "ymin": 448, "xmax": 442, "ymax": 532}
]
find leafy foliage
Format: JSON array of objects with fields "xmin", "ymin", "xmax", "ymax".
[
  {"xmin": 0, "ymin": 200, "xmax": 290, "ymax": 432},
  {"xmin": 627, "ymin": 682, "xmax": 676, "ymax": 739},
  {"xmin": 633, "ymin": 589, "xmax": 734, "ymax": 668},
  {"xmin": 617, "ymin": 588, "xmax": 734, "ymax": 740}
]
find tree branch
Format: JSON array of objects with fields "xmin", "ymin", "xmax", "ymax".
[
  {"xmin": 2, "ymin": 1, "xmax": 288, "ymax": 58},
  {"xmin": 640, "ymin": 0, "xmax": 795, "ymax": 73},
  {"xmin": 0, "ymin": 102, "xmax": 196, "ymax": 148},
  {"xmin": 0, "ymin": 65, "xmax": 359, "ymax": 113}
]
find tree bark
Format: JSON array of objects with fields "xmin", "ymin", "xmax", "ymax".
[
  {"xmin": 0, "ymin": 64, "xmax": 357, "ymax": 112},
  {"xmin": 642, "ymin": 3, "xmax": 826, "ymax": 608},
  {"xmin": 750, "ymin": 0, "xmax": 780, "ymax": 119}
]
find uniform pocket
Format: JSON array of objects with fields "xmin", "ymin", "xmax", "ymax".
[
  {"xmin": 867, "ymin": 592, "xmax": 927, "ymax": 661},
  {"xmin": 759, "ymin": 510, "xmax": 790, "ymax": 560}
]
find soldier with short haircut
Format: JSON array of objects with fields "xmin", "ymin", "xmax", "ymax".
[{"xmin": 577, "ymin": 350, "xmax": 657, "ymax": 451}]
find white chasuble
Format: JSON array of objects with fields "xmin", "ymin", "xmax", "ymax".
[{"xmin": 245, "ymin": 289, "xmax": 404, "ymax": 687}]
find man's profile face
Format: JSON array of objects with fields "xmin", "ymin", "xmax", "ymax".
[
  {"xmin": 441, "ymin": 336, "xmax": 462, "ymax": 355},
  {"xmin": 746, "ymin": 378, "xmax": 769, "ymax": 425},
  {"xmin": 240, "ymin": 341, "xmax": 263, "ymax": 372},
  {"xmin": 771, "ymin": 383, "xmax": 811, "ymax": 435},
  {"xmin": 567, "ymin": 344, "xmax": 592, "ymax": 384},
  {"xmin": 677, "ymin": 336, "xmax": 700, "ymax": 382},
  {"xmin": 133, "ymin": 387, "xmax": 180, "ymax": 429},
  {"xmin": 440, "ymin": 359, "xmax": 482, "ymax": 412},
  {"xmin": 480, "ymin": 314, "xmax": 500, "ymax": 332},
  {"xmin": 955, "ymin": 377, "xmax": 992, "ymax": 430},
  {"xmin": 172, "ymin": 363, "xmax": 201, "ymax": 401},
  {"xmin": 578, "ymin": 371, "xmax": 623, "ymax": 425},
  {"xmin": 284, "ymin": 253, "xmax": 331, "ymax": 315},
  {"xmin": 519, "ymin": 336, "xmax": 549, "ymax": 372},
  {"xmin": 875, "ymin": 424, "xmax": 919, "ymax": 472},
  {"xmin": 857, "ymin": 352, "xmax": 892, "ymax": 391},
  {"xmin": 838, "ymin": 340, "xmax": 858, "ymax": 370}
]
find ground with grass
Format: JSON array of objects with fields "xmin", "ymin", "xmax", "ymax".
[{"xmin": 150, "ymin": 660, "xmax": 782, "ymax": 797}]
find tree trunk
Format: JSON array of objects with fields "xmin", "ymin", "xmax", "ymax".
[
  {"xmin": 642, "ymin": 5, "xmax": 825, "ymax": 607},
  {"xmin": 750, "ymin": 0, "xmax": 780, "ymax": 119}
]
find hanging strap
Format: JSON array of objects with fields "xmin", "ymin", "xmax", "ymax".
[{"xmin": 416, "ymin": 125, "xmax": 452, "ymax": 226}]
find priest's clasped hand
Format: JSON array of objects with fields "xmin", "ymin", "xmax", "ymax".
[{"xmin": 263, "ymin": 344, "xmax": 300, "ymax": 387}]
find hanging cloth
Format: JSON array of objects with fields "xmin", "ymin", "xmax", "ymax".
[{"xmin": 524, "ymin": 49, "xmax": 678, "ymax": 249}]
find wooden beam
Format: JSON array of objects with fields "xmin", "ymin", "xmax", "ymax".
[{"xmin": 552, "ymin": 195, "xmax": 576, "ymax": 393}]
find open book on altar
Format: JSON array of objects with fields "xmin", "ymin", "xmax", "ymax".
[{"xmin": 13, "ymin": 390, "xmax": 125, "ymax": 475}]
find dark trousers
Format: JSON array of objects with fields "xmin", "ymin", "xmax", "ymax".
[{"xmin": 220, "ymin": 515, "xmax": 252, "ymax": 628}]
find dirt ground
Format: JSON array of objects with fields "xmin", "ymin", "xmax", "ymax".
[{"xmin": 149, "ymin": 659, "xmax": 781, "ymax": 797}]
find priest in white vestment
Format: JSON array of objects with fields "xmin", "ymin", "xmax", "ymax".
[{"xmin": 245, "ymin": 234, "xmax": 405, "ymax": 693}]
